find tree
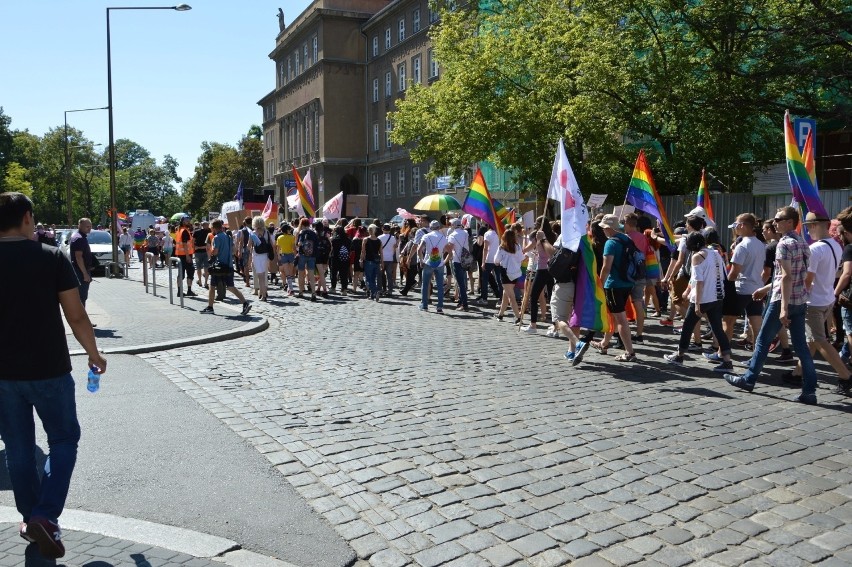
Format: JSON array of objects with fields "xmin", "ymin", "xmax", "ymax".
[
  {"xmin": 393, "ymin": 0, "xmax": 851, "ymax": 198},
  {"xmin": 0, "ymin": 107, "xmax": 13, "ymax": 191},
  {"xmin": 3, "ymin": 162, "xmax": 32, "ymax": 196}
]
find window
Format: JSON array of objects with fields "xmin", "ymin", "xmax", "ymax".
[
  {"xmin": 304, "ymin": 43, "xmax": 310, "ymax": 68},
  {"xmin": 313, "ymin": 109, "xmax": 319, "ymax": 151},
  {"xmin": 413, "ymin": 9, "xmax": 421, "ymax": 33},
  {"xmin": 385, "ymin": 117, "xmax": 392, "ymax": 148},
  {"xmin": 372, "ymin": 36, "xmax": 378, "ymax": 57},
  {"xmin": 372, "ymin": 172, "xmax": 379, "ymax": 197},
  {"xmin": 312, "ymin": 36, "xmax": 318, "ymax": 65},
  {"xmin": 287, "ymin": 58, "xmax": 292, "ymax": 80},
  {"xmin": 398, "ymin": 63, "xmax": 406, "ymax": 91},
  {"xmin": 385, "ymin": 71, "xmax": 392, "ymax": 98},
  {"xmin": 413, "ymin": 56, "xmax": 421, "ymax": 84},
  {"xmin": 373, "ymin": 123, "xmax": 379, "ymax": 151},
  {"xmin": 384, "ymin": 171, "xmax": 392, "ymax": 196},
  {"xmin": 398, "ymin": 18, "xmax": 405, "ymax": 42},
  {"xmin": 397, "ymin": 168, "xmax": 406, "ymax": 196},
  {"xmin": 385, "ymin": 28, "xmax": 391, "ymax": 50},
  {"xmin": 428, "ymin": 49, "xmax": 438, "ymax": 78},
  {"xmin": 372, "ymin": 78, "xmax": 379, "ymax": 102},
  {"xmin": 294, "ymin": 50, "xmax": 300, "ymax": 75},
  {"xmin": 304, "ymin": 115, "xmax": 310, "ymax": 155},
  {"xmin": 279, "ymin": 62, "xmax": 285, "ymax": 86},
  {"xmin": 296, "ymin": 121, "xmax": 301, "ymax": 156},
  {"xmin": 412, "ymin": 166, "xmax": 421, "ymax": 195},
  {"xmin": 430, "ymin": 8, "xmax": 439, "ymax": 23}
]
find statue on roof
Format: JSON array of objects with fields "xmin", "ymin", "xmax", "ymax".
[{"xmin": 277, "ymin": 8, "xmax": 285, "ymax": 31}]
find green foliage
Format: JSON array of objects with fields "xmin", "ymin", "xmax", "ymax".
[
  {"xmin": 0, "ymin": 107, "xmax": 13, "ymax": 190},
  {"xmin": 393, "ymin": 0, "xmax": 850, "ymax": 199},
  {"xmin": 3, "ymin": 162, "xmax": 31, "ymax": 196}
]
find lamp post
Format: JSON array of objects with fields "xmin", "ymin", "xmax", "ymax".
[
  {"xmin": 106, "ymin": 3, "xmax": 191, "ymax": 275},
  {"xmin": 65, "ymin": 107, "xmax": 108, "ymax": 225}
]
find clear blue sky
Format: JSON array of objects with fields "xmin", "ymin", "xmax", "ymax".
[{"xmin": 0, "ymin": 0, "xmax": 313, "ymax": 186}]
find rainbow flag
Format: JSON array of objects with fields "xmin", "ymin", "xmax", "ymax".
[
  {"xmin": 569, "ymin": 234, "xmax": 611, "ymax": 333},
  {"xmin": 785, "ymin": 111, "xmax": 826, "ymax": 219},
  {"xmin": 625, "ymin": 150, "xmax": 675, "ymax": 249},
  {"xmin": 644, "ymin": 247, "xmax": 661, "ymax": 280},
  {"xmin": 292, "ymin": 166, "xmax": 315, "ymax": 218},
  {"xmin": 462, "ymin": 168, "xmax": 504, "ymax": 238},
  {"xmin": 696, "ymin": 169, "xmax": 713, "ymax": 225},
  {"xmin": 492, "ymin": 198, "xmax": 511, "ymax": 225}
]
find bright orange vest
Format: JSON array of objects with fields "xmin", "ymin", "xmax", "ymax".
[{"xmin": 175, "ymin": 227, "xmax": 192, "ymax": 256}]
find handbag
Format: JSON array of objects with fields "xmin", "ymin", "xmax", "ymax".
[{"xmin": 208, "ymin": 258, "xmax": 232, "ymax": 276}]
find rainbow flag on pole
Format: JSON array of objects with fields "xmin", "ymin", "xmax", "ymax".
[
  {"xmin": 785, "ymin": 111, "xmax": 826, "ymax": 240},
  {"xmin": 570, "ymin": 234, "xmax": 611, "ymax": 333},
  {"xmin": 292, "ymin": 166, "xmax": 315, "ymax": 218},
  {"xmin": 462, "ymin": 168, "xmax": 504, "ymax": 238},
  {"xmin": 696, "ymin": 169, "xmax": 714, "ymax": 225},
  {"xmin": 625, "ymin": 150, "xmax": 675, "ymax": 249}
]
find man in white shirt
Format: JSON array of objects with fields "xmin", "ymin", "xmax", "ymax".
[
  {"xmin": 477, "ymin": 222, "xmax": 503, "ymax": 304},
  {"xmin": 719, "ymin": 213, "xmax": 766, "ymax": 354},
  {"xmin": 784, "ymin": 212, "xmax": 850, "ymax": 389},
  {"xmin": 448, "ymin": 218, "xmax": 470, "ymax": 311},
  {"xmin": 418, "ymin": 220, "xmax": 451, "ymax": 313},
  {"xmin": 378, "ymin": 223, "xmax": 397, "ymax": 296}
]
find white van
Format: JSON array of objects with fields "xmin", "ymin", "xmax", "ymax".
[{"xmin": 130, "ymin": 210, "xmax": 157, "ymax": 233}]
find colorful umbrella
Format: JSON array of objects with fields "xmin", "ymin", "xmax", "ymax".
[
  {"xmin": 413, "ymin": 194, "xmax": 462, "ymax": 211},
  {"xmin": 170, "ymin": 212, "xmax": 189, "ymax": 222}
]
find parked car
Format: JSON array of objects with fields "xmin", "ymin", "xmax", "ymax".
[{"xmin": 61, "ymin": 230, "xmax": 125, "ymax": 276}]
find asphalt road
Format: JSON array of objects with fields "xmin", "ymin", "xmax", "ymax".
[{"xmin": 0, "ymin": 354, "xmax": 354, "ymax": 567}]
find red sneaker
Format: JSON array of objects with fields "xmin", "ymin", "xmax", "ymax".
[
  {"xmin": 24, "ymin": 517, "xmax": 65, "ymax": 559},
  {"xmin": 660, "ymin": 318, "xmax": 674, "ymax": 326},
  {"xmin": 19, "ymin": 522, "xmax": 35, "ymax": 543},
  {"xmin": 768, "ymin": 338, "xmax": 780, "ymax": 353}
]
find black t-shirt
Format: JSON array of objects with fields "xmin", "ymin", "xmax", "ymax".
[
  {"xmin": 364, "ymin": 238, "xmax": 382, "ymax": 262},
  {"xmin": 192, "ymin": 228, "xmax": 211, "ymax": 250},
  {"xmin": 0, "ymin": 240, "xmax": 79, "ymax": 380},
  {"xmin": 69, "ymin": 230, "xmax": 92, "ymax": 271}
]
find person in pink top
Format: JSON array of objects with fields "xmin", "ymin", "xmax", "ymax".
[
  {"xmin": 521, "ymin": 216, "xmax": 557, "ymax": 333},
  {"xmin": 622, "ymin": 213, "xmax": 653, "ymax": 342}
]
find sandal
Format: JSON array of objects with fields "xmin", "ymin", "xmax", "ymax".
[
  {"xmin": 590, "ymin": 340, "xmax": 609, "ymax": 355},
  {"xmin": 615, "ymin": 353, "xmax": 638, "ymax": 362}
]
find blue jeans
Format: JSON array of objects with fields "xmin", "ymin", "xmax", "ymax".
[
  {"xmin": 480, "ymin": 262, "xmax": 503, "ymax": 301},
  {"xmin": 453, "ymin": 262, "xmax": 468, "ymax": 309},
  {"xmin": 743, "ymin": 301, "xmax": 816, "ymax": 395},
  {"xmin": 364, "ymin": 260, "xmax": 380, "ymax": 298},
  {"xmin": 0, "ymin": 373, "xmax": 81, "ymax": 523},
  {"xmin": 421, "ymin": 265, "xmax": 445, "ymax": 310},
  {"xmin": 73, "ymin": 267, "xmax": 90, "ymax": 307}
]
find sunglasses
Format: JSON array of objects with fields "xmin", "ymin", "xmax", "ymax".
[{"xmin": 772, "ymin": 217, "xmax": 790, "ymax": 223}]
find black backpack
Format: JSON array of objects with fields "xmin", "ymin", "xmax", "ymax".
[
  {"xmin": 548, "ymin": 245, "xmax": 580, "ymax": 283},
  {"xmin": 609, "ymin": 234, "xmax": 646, "ymax": 283}
]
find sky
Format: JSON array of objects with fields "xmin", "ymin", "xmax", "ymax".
[{"xmin": 0, "ymin": 0, "xmax": 314, "ymax": 186}]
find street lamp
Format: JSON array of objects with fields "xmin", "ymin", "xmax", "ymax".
[
  {"xmin": 106, "ymin": 4, "xmax": 191, "ymax": 275},
  {"xmin": 65, "ymin": 107, "xmax": 108, "ymax": 225}
]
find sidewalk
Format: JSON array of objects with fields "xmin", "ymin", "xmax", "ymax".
[
  {"xmin": 66, "ymin": 265, "xmax": 267, "ymax": 355},
  {"xmin": 0, "ymin": 355, "xmax": 355, "ymax": 567}
]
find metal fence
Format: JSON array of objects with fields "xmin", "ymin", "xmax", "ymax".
[{"xmin": 659, "ymin": 189, "xmax": 852, "ymax": 248}]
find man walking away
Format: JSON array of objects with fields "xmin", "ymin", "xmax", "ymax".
[
  {"xmin": 200, "ymin": 219, "xmax": 251, "ymax": 316},
  {"xmin": 599, "ymin": 214, "xmax": 638, "ymax": 362},
  {"xmin": 725, "ymin": 206, "xmax": 818, "ymax": 404},
  {"xmin": 193, "ymin": 220, "xmax": 211, "ymax": 289},
  {"xmin": 174, "ymin": 216, "xmax": 197, "ymax": 297},
  {"xmin": 0, "ymin": 192, "xmax": 106, "ymax": 559}
]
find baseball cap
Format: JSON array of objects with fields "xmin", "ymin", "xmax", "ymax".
[
  {"xmin": 429, "ymin": 220, "xmax": 441, "ymax": 230},
  {"xmin": 450, "ymin": 218, "xmax": 461, "ymax": 228}
]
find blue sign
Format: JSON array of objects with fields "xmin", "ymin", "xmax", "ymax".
[
  {"xmin": 283, "ymin": 179, "xmax": 297, "ymax": 189},
  {"xmin": 793, "ymin": 118, "xmax": 816, "ymax": 155}
]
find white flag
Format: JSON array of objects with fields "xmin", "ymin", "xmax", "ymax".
[
  {"xmin": 322, "ymin": 191, "xmax": 344, "ymax": 220},
  {"xmin": 261, "ymin": 195, "xmax": 274, "ymax": 221},
  {"xmin": 287, "ymin": 193, "xmax": 304, "ymax": 217},
  {"xmin": 548, "ymin": 138, "xmax": 588, "ymax": 252}
]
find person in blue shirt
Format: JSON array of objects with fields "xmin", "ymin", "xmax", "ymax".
[
  {"xmin": 598, "ymin": 214, "xmax": 638, "ymax": 362},
  {"xmin": 200, "ymin": 219, "xmax": 251, "ymax": 316}
]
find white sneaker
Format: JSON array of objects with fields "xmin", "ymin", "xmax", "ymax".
[
  {"xmin": 521, "ymin": 325, "xmax": 537, "ymax": 334},
  {"xmin": 545, "ymin": 328, "xmax": 558, "ymax": 338}
]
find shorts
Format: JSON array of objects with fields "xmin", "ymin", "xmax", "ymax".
[
  {"xmin": 672, "ymin": 275, "xmax": 688, "ymax": 303},
  {"xmin": 211, "ymin": 273, "xmax": 235, "ymax": 288},
  {"xmin": 842, "ymin": 306, "xmax": 852, "ymax": 336},
  {"xmin": 278, "ymin": 253, "xmax": 295, "ymax": 266},
  {"xmin": 297, "ymin": 256, "xmax": 317, "ymax": 271},
  {"xmin": 805, "ymin": 303, "xmax": 833, "ymax": 343},
  {"xmin": 630, "ymin": 279, "xmax": 646, "ymax": 304},
  {"xmin": 605, "ymin": 287, "xmax": 631, "ymax": 314},
  {"xmin": 722, "ymin": 285, "xmax": 764, "ymax": 318},
  {"xmin": 498, "ymin": 267, "xmax": 520, "ymax": 286},
  {"xmin": 645, "ymin": 278, "xmax": 659, "ymax": 286},
  {"xmin": 550, "ymin": 281, "xmax": 575, "ymax": 323},
  {"xmin": 194, "ymin": 251, "xmax": 209, "ymax": 270}
]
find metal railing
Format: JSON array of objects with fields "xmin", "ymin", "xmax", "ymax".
[
  {"xmin": 168, "ymin": 257, "xmax": 184, "ymax": 308},
  {"xmin": 143, "ymin": 252, "xmax": 157, "ymax": 296}
]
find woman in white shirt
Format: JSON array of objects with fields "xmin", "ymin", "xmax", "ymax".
[
  {"xmin": 494, "ymin": 229, "xmax": 525, "ymax": 323},
  {"xmin": 664, "ymin": 231, "xmax": 733, "ymax": 371}
]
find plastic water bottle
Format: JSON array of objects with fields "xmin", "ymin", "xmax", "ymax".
[{"xmin": 87, "ymin": 366, "xmax": 101, "ymax": 393}]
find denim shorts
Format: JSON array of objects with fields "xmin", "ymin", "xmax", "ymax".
[
  {"xmin": 278, "ymin": 253, "xmax": 295, "ymax": 266},
  {"xmin": 297, "ymin": 256, "xmax": 317, "ymax": 271},
  {"xmin": 842, "ymin": 306, "xmax": 852, "ymax": 336}
]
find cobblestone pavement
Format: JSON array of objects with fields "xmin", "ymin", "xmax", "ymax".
[
  {"xmin": 0, "ymin": 524, "xmax": 224, "ymax": 566},
  {"xmin": 143, "ymin": 276, "xmax": 852, "ymax": 567}
]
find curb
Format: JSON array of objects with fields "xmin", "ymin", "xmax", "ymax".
[
  {"xmin": 70, "ymin": 304, "xmax": 269, "ymax": 356},
  {"xmin": 0, "ymin": 507, "xmax": 297, "ymax": 566}
]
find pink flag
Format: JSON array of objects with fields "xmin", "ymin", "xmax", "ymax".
[{"xmin": 261, "ymin": 195, "xmax": 274, "ymax": 221}]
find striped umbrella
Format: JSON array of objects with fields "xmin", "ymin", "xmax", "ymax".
[{"xmin": 413, "ymin": 194, "xmax": 462, "ymax": 211}]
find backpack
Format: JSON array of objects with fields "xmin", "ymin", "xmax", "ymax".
[
  {"xmin": 455, "ymin": 232, "xmax": 474, "ymax": 270},
  {"xmin": 298, "ymin": 232, "xmax": 315, "ymax": 256},
  {"xmin": 316, "ymin": 235, "xmax": 331, "ymax": 259},
  {"xmin": 338, "ymin": 242, "xmax": 350, "ymax": 262},
  {"xmin": 548, "ymin": 244, "xmax": 580, "ymax": 283},
  {"xmin": 610, "ymin": 234, "xmax": 645, "ymax": 283}
]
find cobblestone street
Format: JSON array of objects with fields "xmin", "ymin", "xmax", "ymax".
[{"xmin": 144, "ymin": 279, "xmax": 852, "ymax": 567}]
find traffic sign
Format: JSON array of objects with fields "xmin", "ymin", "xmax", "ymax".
[{"xmin": 283, "ymin": 179, "xmax": 297, "ymax": 188}]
